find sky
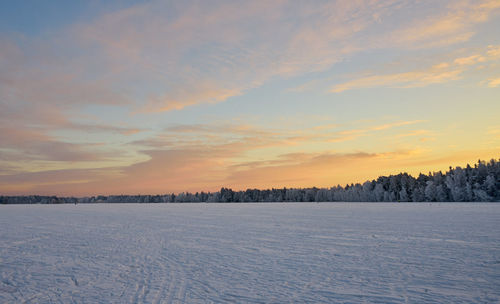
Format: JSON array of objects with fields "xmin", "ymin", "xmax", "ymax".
[{"xmin": 1, "ymin": 0, "xmax": 499, "ymax": 196}]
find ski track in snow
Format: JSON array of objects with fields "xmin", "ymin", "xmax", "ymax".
[{"xmin": 0, "ymin": 203, "xmax": 499, "ymax": 303}]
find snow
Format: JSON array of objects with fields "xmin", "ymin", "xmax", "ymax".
[{"xmin": 1, "ymin": 203, "xmax": 499, "ymax": 303}]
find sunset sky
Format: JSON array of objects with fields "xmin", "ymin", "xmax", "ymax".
[{"xmin": 1, "ymin": 0, "xmax": 499, "ymax": 196}]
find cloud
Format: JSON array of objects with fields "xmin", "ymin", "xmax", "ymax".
[
  {"xmin": 0, "ymin": 147, "xmax": 414, "ymax": 195},
  {"xmin": 0, "ymin": 100, "xmax": 143, "ymax": 165},
  {"xmin": 0, "ymin": 116, "xmax": 492, "ymax": 196},
  {"xmin": 68, "ymin": 0, "xmax": 500, "ymax": 112},
  {"xmin": 487, "ymin": 77, "xmax": 500, "ymax": 88},
  {"xmin": 63, "ymin": 123, "xmax": 144, "ymax": 135},
  {"xmin": 325, "ymin": 120, "xmax": 425, "ymax": 143},
  {"xmin": 74, "ymin": 0, "xmax": 359, "ymax": 112},
  {"xmin": 0, "ymin": 167, "xmax": 118, "ymax": 185},
  {"xmin": 0, "ymin": 127, "xmax": 114, "ymax": 162},
  {"xmin": 331, "ymin": 44, "xmax": 500, "ymax": 93},
  {"xmin": 2, "ymin": 0, "xmax": 499, "ymax": 115},
  {"xmin": 141, "ymin": 86, "xmax": 243, "ymax": 113},
  {"xmin": 331, "ymin": 68, "xmax": 463, "ymax": 93},
  {"xmin": 370, "ymin": 120, "xmax": 425, "ymax": 131},
  {"xmin": 454, "ymin": 55, "xmax": 486, "ymax": 65},
  {"xmin": 0, "ymin": 117, "xmax": 429, "ymax": 194},
  {"xmin": 0, "ymin": 167, "xmax": 122, "ymax": 195},
  {"xmin": 383, "ymin": 0, "xmax": 500, "ymax": 48},
  {"xmin": 0, "ymin": 35, "xmax": 144, "ymax": 165},
  {"xmin": 326, "ymin": 129, "xmax": 366, "ymax": 143},
  {"xmin": 0, "ymin": 34, "xmax": 130, "ymax": 110},
  {"xmin": 394, "ymin": 130, "xmax": 431, "ymax": 138},
  {"xmin": 487, "ymin": 45, "xmax": 500, "ymax": 59},
  {"xmin": 140, "ymin": 120, "xmax": 425, "ymax": 149}
]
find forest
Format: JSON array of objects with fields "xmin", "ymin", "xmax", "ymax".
[{"xmin": 1, "ymin": 159, "xmax": 499, "ymax": 204}]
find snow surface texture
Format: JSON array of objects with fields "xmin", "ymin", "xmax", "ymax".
[{"xmin": 1, "ymin": 203, "xmax": 499, "ymax": 303}]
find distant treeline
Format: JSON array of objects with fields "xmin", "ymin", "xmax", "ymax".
[{"xmin": 1, "ymin": 159, "xmax": 499, "ymax": 204}]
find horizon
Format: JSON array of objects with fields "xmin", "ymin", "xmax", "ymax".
[
  {"xmin": 1, "ymin": 1, "xmax": 500, "ymax": 196},
  {"xmin": 1, "ymin": 158, "xmax": 497, "ymax": 198}
]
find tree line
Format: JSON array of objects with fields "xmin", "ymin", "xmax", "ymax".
[{"xmin": 1, "ymin": 159, "xmax": 499, "ymax": 204}]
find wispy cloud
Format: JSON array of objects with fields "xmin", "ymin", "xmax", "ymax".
[
  {"xmin": 454, "ymin": 55, "xmax": 486, "ymax": 65},
  {"xmin": 331, "ymin": 67, "xmax": 463, "ymax": 93},
  {"xmin": 325, "ymin": 120, "xmax": 425, "ymax": 143},
  {"xmin": 0, "ymin": 126, "xmax": 117, "ymax": 162},
  {"xmin": 487, "ymin": 77, "xmax": 500, "ymax": 88},
  {"xmin": 0, "ymin": 116, "xmax": 492, "ymax": 195},
  {"xmin": 370, "ymin": 120, "xmax": 425, "ymax": 131},
  {"xmin": 394, "ymin": 130, "xmax": 431, "ymax": 138},
  {"xmin": 382, "ymin": 0, "xmax": 500, "ymax": 48},
  {"xmin": 132, "ymin": 120, "xmax": 425, "ymax": 150},
  {"xmin": 65, "ymin": 0, "xmax": 500, "ymax": 112},
  {"xmin": 331, "ymin": 45, "xmax": 500, "ymax": 93},
  {"xmin": 141, "ymin": 87, "xmax": 243, "ymax": 113},
  {"xmin": 2, "ymin": 0, "xmax": 498, "ymax": 115}
]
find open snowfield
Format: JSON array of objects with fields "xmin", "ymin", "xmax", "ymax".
[{"xmin": 1, "ymin": 203, "xmax": 499, "ymax": 303}]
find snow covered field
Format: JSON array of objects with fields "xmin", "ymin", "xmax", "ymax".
[{"xmin": 1, "ymin": 203, "xmax": 499, "ymax": 303}]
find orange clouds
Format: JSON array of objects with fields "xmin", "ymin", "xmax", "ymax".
[
  {"xmin": 0, "ymin": 126, "xmax": 113, "ymax": 162},
  {"xmin": 141, "ymin": 86, "xmax": 243, "ymax": 113},
  {"xmin": 1, "ymin": 128, "xmax": 497, "ymax": 196},
  {"xmin": 65, "ymin": 0, "xmax": 500, "ymax": 113},
  {"xmin": 487, "ymin": 77, "xmax": 500, "ymax": 88},
  {"xmin": 331, "ymin": 68, "xmax": 463, "ymax": 93},
  {"xmin": 384, "ymin": 0, "xmax": 500, "ymax": 48},
  {"xmin": 454, "ymin": 55, "xmax": 486, "ymax": 66},
  {"xmin": 331, "ymin": 45, "xmax": 500, "ymax": 93},
  {"xmin": 0, "ymin": 118, "xmax": 469, "ymax": 196}
]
